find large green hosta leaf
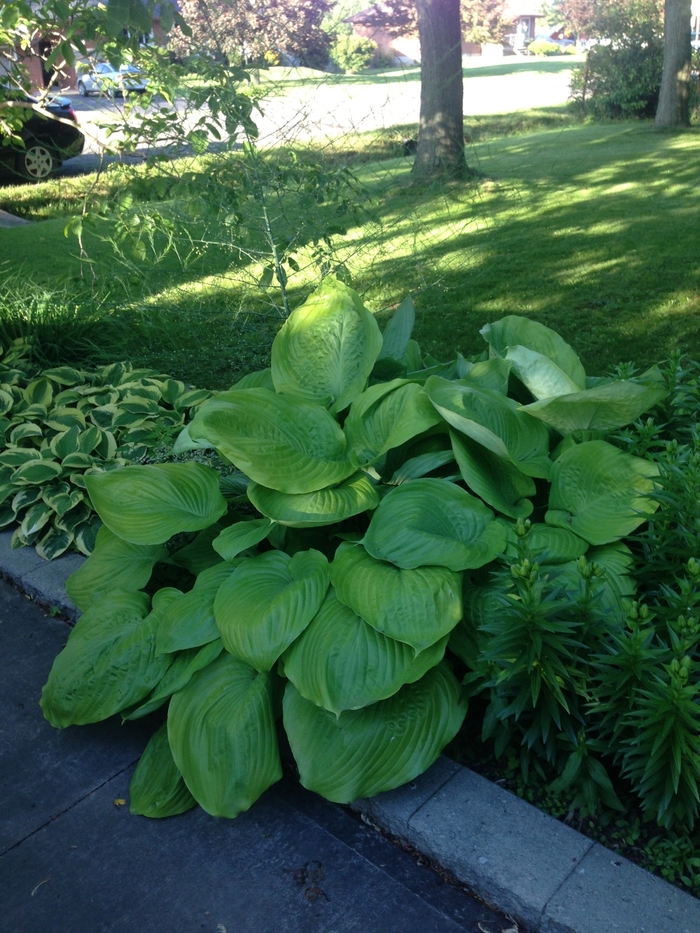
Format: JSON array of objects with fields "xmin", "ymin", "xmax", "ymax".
[
  {"xmin": 156, "ymin": 561, "xmax": 241, "ymax": 655},
  {"xmin": 520, "ymin": 371, "xmax": 668, "ymax": 435},
  {"xmin": 545, "ymin": 441, "xmax": 658, "ymax": 545},
  {"xmin": 41, "ymin": 590, "xmax": 170, "ymax": 727},
  {"xmin": 425, "ymin": 377, "xmax": 551, "ymax": 479},
  {"xmin": 504, "ymin": 345, "xmax": 584, "ymax": 400},
  {"xmin": 362, "ymin": 478, "xmax": 505, "ymax": 571},
  {"xmin": 188, "ymin": 388, "xmax": 356, "ymax": 494},
  {"xmin": 129, "ymin": 723, "xmax": 197, "ymax": 818},
  {"xmin": 212, "ymin": 518, "xmax": 274, "ymax": 559},
  {"xmin": 281, "ymin": 588, "xmax": 447, "ymax": 715},
  {"xmin": 247, "ymin": 472, "xmax": 379, "ymax": 527},
  {"xmin": 168, "ymin": 653, "xmax": 282, "ymax": 818},
  {"xmin": 481, "ymin": 315, "xmax": 587, "ymax": 392},
  {"xmin": 271, "ymin": 277, "xmax": 382, "ymax": 414},
  {"xmin": 65, "ymin": 526, "xmax": 167, "ymax": 612},
  {"xmin": 497, "ymin": 520, "xmax": 589, "ymax": 564},
  {"xmin": 86, "ymin": 462, "xmax": 227, "ymax": 545},
  {"xmin": 457, "ymin": 358, "xmax": 512, "ymax": 395},
  {"xmin": 377, "ymin": 295, "xmax": 415, "ymax": 364},
  {"xmin": 283, "ymin": 662, "xmax": 467, "ymax": 803},
  {"xmin": 330, "ymin": 542, "xmax": 462, "ymax": 652},
  {"xmin": 450, "ymin": 431, "xmax": 535, "ymax": 519},
  {"xmin": 214, "ymin": 549, "xmax": 330, "ymax": 671},
  {"xmin": 344, "ymin": 380, "xmax": 442, "ymax": 465},
  {"xmin": 125, "ymin": 640, "xmax": 224, "ymax": 720}
]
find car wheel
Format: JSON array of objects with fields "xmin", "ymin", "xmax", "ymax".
[
  {"xmin": 17, "ymin": 144, "xmax": 56, "ymax": 181},
  {"xmin": 78, "ymin": 80, "xmax": 88, "ymax": 96}
]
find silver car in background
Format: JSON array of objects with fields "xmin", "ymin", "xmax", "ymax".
[{"xmin": 77, "ymin": 63, "xmax": 147, "ymax": 98}]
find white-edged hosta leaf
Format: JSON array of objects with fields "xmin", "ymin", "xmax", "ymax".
[
  {"xmin": 283, "ymin": 662, "xmax": 467, "ymax": 803},
  {"xmin": 125, "ymin": 640, "xmax": 224, "ymax": 719},
  {"xmin": 188, "ymin": 388, "xmax": 356, "ymax": 494},
  {"xmin": 281, "ymin": 588, "xmax": 447, "ymax": 715},
  {"xmin": 214, "ymin": 549, "xmax": 329, "ymax": 671},
  {"xmin": 85, "ymin": 462, "xmax": 227, "ymax": 545},
  {"xmin": 362, "ymin": 478, "xmax": 505, "ymax": 571},
  {"xmin": 35, "ymin": 527, "xmax": 73, "ymax": 560},
  {"xmin": 212, "ymin": 518, "xmax": 274, "ymax": 559},
  {"xmin": 425, "ymin": 376, "xmax": 552, "ymax": 479},
  {"xmin": 271, "ymin": 276, "xmax": 382, "ymax": 414},
  {"xmin": 520, "ymin": 373, "xmax": 668, "ymax": 435},
  {"xmin": 168, "ymin": 653, "xmax": 282, "ymax": 818},
  {"xmin": 481, "ymin": 316, "xmax": 587, "ymax": 390},
  {"xmin": 247, "ymin": 473, "xmax": 379, "ymax": 527},
  {"xmin": 129, "ymin": 722, "xmax": 197, "ymax": 818},
  {"xmin": 450, "ymin": 430, "xmax": 535, "ymax": 519},
  {"xmin": 545, "ymin": 441, "xmax": 658, "ymax": 545},
  {"xmin": 330, "ymin": 542, "xmax": 462, "ymax": 652},
  {"xmin": 40, "ymin": 590, "xmax": 170, "ymax": 727},
  {"xmin": 65, "ymin": 525, "xmax": 167, "ymax": 611},
  {"xmin": 156, "ymin": 561, "xmax": 241, "ymax": 654},
  {"xmin": 497, "ymin": 519, "xmax": 589, "ymax": 564},
  {"xmin": 20, "ymin": 502, "xmax": 53, "ymax": 537},
  {"xmin": 378, "ymin": 295, "xmax": 415, "ymax": 363},
  {"xmin": 345, "ymin": 380, "xmax": 442, "ymax": 465},
  {"xmin": 11, "ymin": 459, "xmax": 63, "ymax": 485}
]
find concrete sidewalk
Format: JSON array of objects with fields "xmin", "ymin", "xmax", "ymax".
[{"xmin": 1, "ymin": 534, "xmax": 699, "ymax": 933}]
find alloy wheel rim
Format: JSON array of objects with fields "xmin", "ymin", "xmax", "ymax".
[{"xmin": 25, "ymin": 146, "xmax": 53, "ymax": 179}]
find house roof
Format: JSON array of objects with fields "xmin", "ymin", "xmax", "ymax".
[{"xmin": 344, "ymin": 3, "xmax": 405, "ymax": 25}]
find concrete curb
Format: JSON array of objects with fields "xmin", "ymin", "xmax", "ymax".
[{"xmin": 4, "ymin": 533, "xmax": 700, "ymax": 933}]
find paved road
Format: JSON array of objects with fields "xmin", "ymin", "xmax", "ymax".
[{"xmin": 0, "ymin": 579, "xmax": 510, "ymax": 933}]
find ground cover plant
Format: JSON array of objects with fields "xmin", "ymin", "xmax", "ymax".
[{"xmin": 40, "ymin": 277, "xmax": 679, "ymax": 830}]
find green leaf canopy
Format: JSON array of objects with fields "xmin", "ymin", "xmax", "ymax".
[
  {"xmin": 425, "ymin": 377, "xmax": 552, "ymax": 479},
  {"xmin": 281, "ymin": 588, "xmax": 447, "ymax": 715},
  {"xmin": 168, "ymin": 653, "xmax": 282, "ymax": 818},
  {"xmin": 247, "ymin": 472, "xmax": 379, "ymax": 527},
  {"xmin": 188, "ymin": 388, "xmax": 356, "ymax": 494},
  {"xmin": 85, "ymin": 462, "xmax": 227, "ymax": 545},
  {"xmin": 40, "ymin": 590, "xmax": 170, "ymax": 727},
  {"xmin": 283, "ymin": 662, "xmax": 467, "ymax": 803},
  {"xmin": 330, "ymin": 542, "xmax": 462, "ymax": 652},
  {"xmin": 214, "ymin": 549, "xmax": 330, "ymax": 671},
  {"xmin": 362, "ymin": 478, "xmax": 505, "ymax": 571},
  {"xmin": 271, "ymin": 277, "xmax": 382, "ymax": 414},
  {"xmin": 65, "ymin": 525, "xmax": 167, "ymax": 612},
  {"xmin": 156, "ymin": 561, "xmax": 241, "ymax": 655},
  {"xmin": 129, "ymin": 723, "xmax": 197, "ymax": 818},
  {"xmin": 545, "ymin": 441, "xmax": 659, "ymax": 545},
  {"xmin": 344, "ymin": 380, "xmax": 442, "ymax": 465}
]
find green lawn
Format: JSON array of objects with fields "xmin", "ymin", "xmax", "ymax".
[{"xmin": 1, "ymin": 116, "xmax": 699, "ymax": 387}]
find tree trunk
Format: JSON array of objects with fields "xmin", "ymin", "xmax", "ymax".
[
  {"xmin": 655, "ymin": 0, "xmax": 692, "ymax": 126},
  {"xmin": 412, "ymin": 0, "xmax": 466, "ymax": 178}
]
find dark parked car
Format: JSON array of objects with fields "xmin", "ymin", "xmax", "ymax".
[{"xmin": 0, "ymin": 93, "xmax": 85, "ymax": 181}]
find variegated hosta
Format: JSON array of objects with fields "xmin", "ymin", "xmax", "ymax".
[
  {"xmin": 41, "ymin": 278, "xmax": 665, "ymax": 821},
  {"xmin": 0, "ymin": 358, "xmax": 214, "ymax": 560}
]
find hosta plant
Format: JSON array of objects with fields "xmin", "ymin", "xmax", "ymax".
[
  {"xmin": 0, "ymin": 359, "xmax": 213, "ymax": 559},
  {"xmin": 41, "ymin": 277, "xmax": 667, "ymax": 820}
]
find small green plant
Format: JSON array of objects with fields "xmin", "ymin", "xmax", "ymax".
[
  {"xmin": 330, "ymin": 35, "xmax": 377, "ymax": 73},
  {"xmin": 40, "ymin": 277, "xmax": 669, "ymax": 822},
  {"xmin": 528, "ymin": 39, "xmax": 562, "ymax": 57}
]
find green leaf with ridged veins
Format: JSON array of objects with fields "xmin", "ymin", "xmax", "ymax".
[
  {"xmin": 344, "ymin": 380, "xmax": 442, "ymax": 466},
  {"xmin": 377, "ymin": 295, "xmax": 414, "ymax": 363},
  {"xmin": 85, "ymin": 462, "xmax": 227, "ymax": 545},
  {"xmin": 425, "ymin": 376, "xmax": 552, "ymax": 479},
  {"xmin": 66, "ymin": 525, "xmax": 167, "ymax": 611},
  {"xmin": 497, "ymin": 520, "xmax": 589, "ymax": 564},
  {"xmin": 168, "ymin": 523, "xmax": 227, "ymax": 575},
  {"xmin": 450, "ymin": 430, "xmax": 535, "ymax": 519},
  {"xmin": 129, "ymin": 722, "xmax": 197, "ymax": 818},
  {"xmin": 215, "ymin": 549, "xmax": 329, "ymax": 671},
  {"xmin": 168, "ymin": 653, "xmax": 282, "ymax": 818},
  {"xmin": 281, "ymin": 588, "xmax": 447, "ymax": 715},
  {"xmin": 271, "ymin": 276, "xmax": 382, "ymax": 414},
  {"xmin": 480, "ymin": 316, "xmax": 586, "ymax": 391},
  {"xmin": 212, "ymin": 518, "xmax": 274, "ymax": 559},
  {"xmin": 520, "ymin": 371, "xmax": 668, "ymax": 435},
  {"xmin": 156, "ymin": 562, "xmax": 242, "ymax": 655},
  {"xmin": 247, "ymin": 472, "xmax": 379, "ymax": 527},
  {"xmin": 504, "ymin": 345, "xmax": 583, "ymax": 400},
  {"xmin": 457, "ymin": 358, "xmax": 512, "ymax": 395},
  {"xmin": 330, "ymin": 542, "xmax": 462, "ymax": 652},
  {"xmin": 40, "ymin": 590, "xmax": 170, "ymax": 727},
  {"xmin": 189, "ymin": 389, "xmax": 356, "ymax": 495},
  {"xmin": 545, "ymin": 441, "xmax": 658, "ymax": 545},
  {"xmin": 283, "ymin": 662, "xmax": 467, "ymax": 803},
  {"xmin": 362, "ymin": 478, "xmax": 505, "ymax": 571},
  {"xmin": 125, "ymin": 640, "xmax": 224, "ymax": 720}
]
